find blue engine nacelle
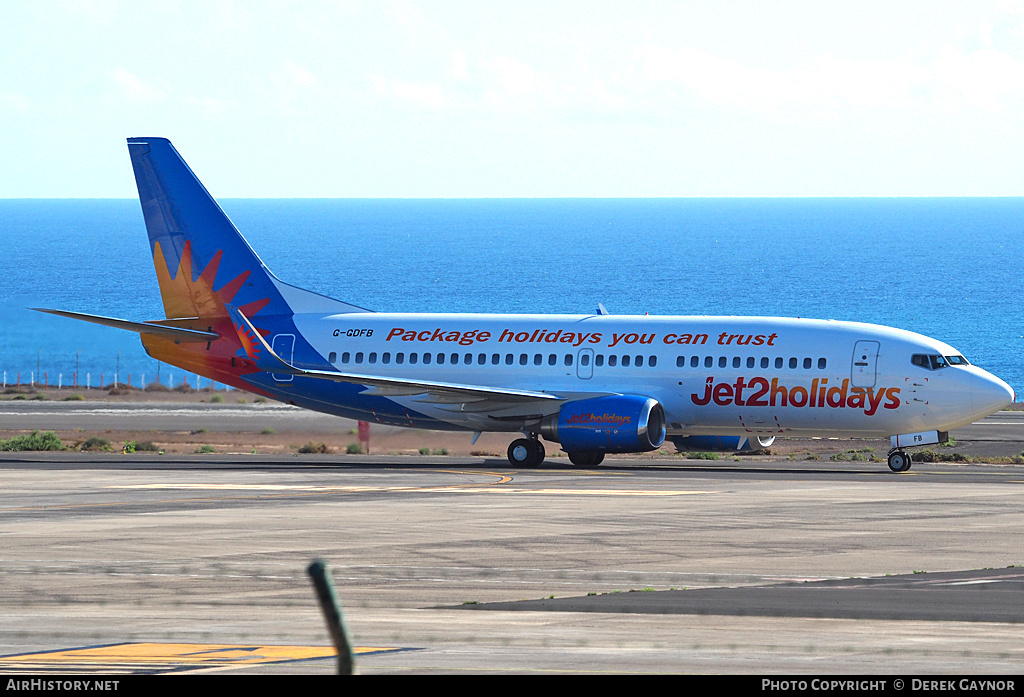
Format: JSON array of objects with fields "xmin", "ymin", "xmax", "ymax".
[
  {"xmin": 539, "ymin": 395, "xmax": 666, "ymax": 453},
  {"xmin": 671, "ymin": 435, "xmax": 776, "ymax": 452}
]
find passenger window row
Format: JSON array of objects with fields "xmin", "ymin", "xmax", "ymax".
[
  {"xmin": 675, "ymin": 355, "xmax": 828, "ymax": 370},
  {"xmin": 327, "ymin": 351, "xmax": 576, "ymax": 367},
  {"xmin": 325, "ymin": 351, "xmax": 662, "ymax": 368},
  {"xmin": 580, "ymin": 354, "xmax": 658, "ymax": 368}
]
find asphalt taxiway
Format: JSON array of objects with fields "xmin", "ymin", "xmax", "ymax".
[{"xmin": 0, "ymin": 452, "xmax": 1023, "ymax": 674}]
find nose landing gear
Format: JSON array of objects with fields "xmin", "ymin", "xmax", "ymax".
[{"xmin": 887, "ymin": 449, "xmax": 912, "ymax": 473}]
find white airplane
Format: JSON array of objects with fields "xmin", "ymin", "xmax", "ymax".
[{"xmin": 37, "ymin": 138, "xmax": 1015, "ymax": 472}]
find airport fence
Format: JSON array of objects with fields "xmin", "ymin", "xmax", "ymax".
[{"xmin": 1, "ymin": 369, "xmax": 233, "ymax": 392}]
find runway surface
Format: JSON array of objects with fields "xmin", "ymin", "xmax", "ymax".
[{"xmin": 1, "ymin": 451, "xmax": 1023, "ymax": 674}]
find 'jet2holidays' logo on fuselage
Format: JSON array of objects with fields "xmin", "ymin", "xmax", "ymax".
[{"xmin": 691, "ymin": 377, "xmax": 901, "ymax": 416}]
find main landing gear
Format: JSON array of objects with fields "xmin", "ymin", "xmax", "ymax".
[
  {"xmin": 505, "ymin": 436, "xmax": 607, "ymax": 468},
  {"xmin": 887, "ymin": 449, "xmax": 912, "ymax": 473},
  {"xmin": 507, "ymin": 437, "xmax": 546, "ymax": 467},
  {"xmin": 567, "ymin": 451, "xmax": 604, "ymax": 467}
]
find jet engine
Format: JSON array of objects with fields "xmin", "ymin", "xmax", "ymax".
[{"xmin": 539, "ymin": 395, "xmax": 666, "ymax": 453}]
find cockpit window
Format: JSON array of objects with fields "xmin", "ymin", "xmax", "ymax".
[
  {"xmin": 945, "ymin": 355, "xmax": 970, "ymax": 366},
  {"xmin": 912, "ymin": 353, "xmax": 950, "ymax": 370}
]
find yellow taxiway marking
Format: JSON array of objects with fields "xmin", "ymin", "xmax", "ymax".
[
  {"xmin": 0, "ymin": 643, "xmax": 402, "ymax": 668},
  {"xmin": 420, "ymin": 487, "xmax": 710, "ymax": 495},
  {"xmin": 108, "ymin": 470, "xmax": 514, "ymax": 493},
  {"xmin": 109, "ymin": 484, "xmax": 709, "ymax": 496},
  {"xmin": 109, "ymin": 484, "xmax": 386, "ymax": 491}
]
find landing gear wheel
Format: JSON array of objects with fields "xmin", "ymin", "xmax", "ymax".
[
  {"xmin": 888, "ymin": 450, "xmax": 912, "ymax": 473},
  {"xmin": 568, "ymin": 450, "xmax": 605, "ymax": 467},
  {"xmin": 507, "ymin": 438, "xmax": 543, "ymax": 467}
]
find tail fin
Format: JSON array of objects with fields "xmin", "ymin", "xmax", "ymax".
[{"xmin": 127, "ymin": 137, "xmax": 367, "ymax": 320}]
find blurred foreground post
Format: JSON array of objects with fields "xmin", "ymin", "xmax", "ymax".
[
  {"xmin": 358, "ymin": 420, "xmax": 370, "ymax": 454},
  {"xmin": 308, "ymin": 559, "xmax": 356, "ymax": 675}
]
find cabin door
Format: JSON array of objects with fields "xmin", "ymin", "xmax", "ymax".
[
  {"xmin": 851, "ymin": 340, "xmax": 879, "ymax": 388},
  {"xmin": 271, "ymin": 334, "xmax": 295, "ymax": 382}
]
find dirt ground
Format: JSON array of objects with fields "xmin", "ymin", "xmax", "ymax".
[{"xmin": 1, "ymin": 384, "xmax": 1020, "ymax": 462}]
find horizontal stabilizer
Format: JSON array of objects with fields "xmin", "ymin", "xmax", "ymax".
[
  {"xmin": 33, "ymin": 308, "xmax": 219, "ymax": 343},
  {"xmin": 226, "ymin": 305, "xmax": 563, "ymax": 404}
]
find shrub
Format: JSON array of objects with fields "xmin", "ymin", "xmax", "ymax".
[
  {"xmin": 208, "ymin": 394, "xmax": 225, "ymax": 403},
  {"xmin": 913, "ymin": 449, "xmax": 971, "ymax": 463},
  {"xmin": 82, "ymin": 436, "xmax": 112, "ymax": 452},
  {"xmin": 0, "ymin": 430, "xmax": 65, "ymax": 451},
  {"xmin": 135, "ymin": 441, "xmax": 160, "ymax": 452},
  {"xmin": 298, "ymin": 442, "xmax": 330, "ymax": 454},
  {"xmin": 195, "ymin": 444, "xmax": 215, "ymax": 454},
  {"xmin": 346, "ymin": 443, "xmax": 363, "ymax": 454},
  {"xmin": 63, "ymin": 394, "xmax": 85, "ymax": 401}
]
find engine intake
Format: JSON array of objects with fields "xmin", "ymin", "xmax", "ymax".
[{"xmin": 540, "ymin": 395, "xmax": 666, "ymax": 453}]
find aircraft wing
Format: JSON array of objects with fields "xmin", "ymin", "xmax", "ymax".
[{"xmin": 227, "ymin": 306, "xmax": 568, "ymax": 406}]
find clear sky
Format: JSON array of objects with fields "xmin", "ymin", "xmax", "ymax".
[{"xmin": 4, "ymin": 1, "xmax": 1024, "ymax": 197}]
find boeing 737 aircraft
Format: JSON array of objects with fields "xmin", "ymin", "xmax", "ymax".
[{"xmin": 37, "ymin": 138, "xmax": 1015, "ymax": 472}]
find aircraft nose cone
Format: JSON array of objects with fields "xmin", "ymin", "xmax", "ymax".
[{"xmin": 972, "ymin": 370, "xmax": 1015, "ymax": 417}]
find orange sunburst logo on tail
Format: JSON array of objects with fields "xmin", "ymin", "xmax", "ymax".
[
  {"xmin": 153, "ymin": 240, "xmax": 269, "ymax": 319},
  {"xmin": 234, "ymin": 321, "xmax": 262, "ymax": 362},
  {"xmin": 142, "ymin": 241, "xmax": 276, "ymax": 397}
]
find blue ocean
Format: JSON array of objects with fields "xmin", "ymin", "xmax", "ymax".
[{"xmin": 1, "ymin": 198, "xmax": 1022, "ymax": 394}]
